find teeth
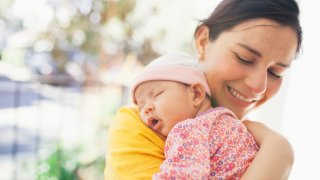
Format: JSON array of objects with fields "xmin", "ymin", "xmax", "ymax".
[{"xmin": 229, "ymin": 87, "xmax": 254, "ymax": 103}]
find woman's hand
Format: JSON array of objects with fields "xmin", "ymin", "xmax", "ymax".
[{"xmin": 241, "ymin": 120, "xmax": 294, "ymax": 180}]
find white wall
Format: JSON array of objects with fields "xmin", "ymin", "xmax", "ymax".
[{"xmin": 281, "ymin": 1, "xmax": 320, "ymax": 179}]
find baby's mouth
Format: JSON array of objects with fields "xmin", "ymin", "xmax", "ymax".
[
  {"xmin": 151, "ymin": 119, "xmax": 159, "ymax": 127},
  {"xmin": 146, "ymin": 117, "xmax": 165, "ymax": 139},
  {"xmin": 147, "ymin": 117, "xmax": 161, "ymax": 131}
]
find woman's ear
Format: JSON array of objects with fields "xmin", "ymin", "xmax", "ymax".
[
  {"xmin": 195, "ymin": 25, "xmax": 210, "ymax": 61},
  {"xmin": 189, "ymin": 83, "xmax": 206, "ymax": 107}
]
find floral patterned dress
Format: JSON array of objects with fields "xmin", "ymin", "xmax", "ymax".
[{"xmin": 153, "ymin": 107, "xmax": 259, "ymax": 180}]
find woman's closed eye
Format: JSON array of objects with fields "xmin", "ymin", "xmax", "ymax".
[
  {"xmin": 234, "ymin": 51, "xmax": 284, "ymax": 79},
  {"xmin": 234, "ymin": 52, "xmax": 254, "ymax": 65},
  {"xmin": 267, "ymin": 70, "xmax": 283, "ymax": 79}
]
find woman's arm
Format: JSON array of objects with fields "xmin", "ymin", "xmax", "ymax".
[{"xmin": 241, "ymin": 120, "xmax": 294, "ymax": 180}]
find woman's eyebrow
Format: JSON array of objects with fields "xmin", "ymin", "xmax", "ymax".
[{"xmin": 237, "ymin": 43, "xmax": 262, "ymax": 57}]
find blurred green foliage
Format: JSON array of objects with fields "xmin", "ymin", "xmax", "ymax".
[{"xmin": 36, "ymin": 145, "xmax": 105, "ymax": 180}]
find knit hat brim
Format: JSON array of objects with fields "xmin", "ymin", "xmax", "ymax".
[{"xmin": 131, "ymin": 53, "xmax": 211, "ymax": 104}]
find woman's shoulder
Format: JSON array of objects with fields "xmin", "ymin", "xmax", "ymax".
[
  {"xmin": 107, "ymin": 104, "xmax": 165, "ymax": 152},
  {"xmin": 109, "ymin": 105, "xmax": 141, "ymax": 130},
  {"xmin": 110, "ymin": 105, "xmax": 165, "ymax": 146},
  {"xmin": 116, "ymin": 105, "xmax": 140, "ymax": 120},
  {"xmin": 106, "ymin": 105, "xmax": 165, "ymax": 179},
  {"xmin": 117, "ymin": 104, "xmax": 138, "ymax": 114}
]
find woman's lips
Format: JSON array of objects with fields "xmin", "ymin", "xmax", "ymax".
[{"xmin": 227, "ymin": 86, "xmax": 261, "ymax": 107}]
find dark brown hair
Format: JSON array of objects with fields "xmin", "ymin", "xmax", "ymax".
[{"xmin": 195, "ymin": 0, "xmax": 302, "ymax": 54}]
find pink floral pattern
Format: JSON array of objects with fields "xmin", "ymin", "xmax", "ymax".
[{"xmin": 153, "ymin": 107, "xmax": 259, "ymax": 180}]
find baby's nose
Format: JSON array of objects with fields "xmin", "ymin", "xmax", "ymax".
[{"xmin": 143, "ymin": 102, "xmax": 155, "ymax": 114}]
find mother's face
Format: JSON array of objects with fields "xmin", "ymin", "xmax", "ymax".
[{"xmin": 196, "ymin": 18, "xmax": 298, "ymax": 119}]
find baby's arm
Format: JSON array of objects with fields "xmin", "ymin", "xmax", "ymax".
[
  {"xmin": 241, "ymin": 120, "xmax": 294, "ymax": 180},
  {"xmin": 154, "ymin": 108, "xmax": 258, "ymax": 179},
  {"xmin": 153, "ymin": 117, "xmax": 211, "ymax": 179}
]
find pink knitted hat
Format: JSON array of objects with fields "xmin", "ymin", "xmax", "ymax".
[{"xmin": 131, "ymin": 52, "xmax": 211, "ymax": 104}]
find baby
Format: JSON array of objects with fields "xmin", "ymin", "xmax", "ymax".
[{"xmin": 131, "ymin": 52, "xmax": 259, "ymax": 179}]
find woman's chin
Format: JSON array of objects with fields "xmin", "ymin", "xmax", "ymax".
[{"xmin": 227, "ymin": 106, "xmax": 248, "ymax": 120}]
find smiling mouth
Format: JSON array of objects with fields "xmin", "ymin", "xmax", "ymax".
[{"xmin": 227, "ymin": 86, "xmax": 258, "ymax": 103}]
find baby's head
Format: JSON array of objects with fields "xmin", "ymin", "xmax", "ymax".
[{"xmin": 131, "ymin": 52, "xmax": 212, "ymax": 137}]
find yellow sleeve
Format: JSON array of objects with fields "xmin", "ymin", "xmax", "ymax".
[{"xmin": 105, "ymin": 106, "xmax": 165, "ymax": 180}]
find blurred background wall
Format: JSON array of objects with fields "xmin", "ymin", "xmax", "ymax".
[{"xmin": 0, "ymin": 0, "xmax": 318, "ymax": 179}]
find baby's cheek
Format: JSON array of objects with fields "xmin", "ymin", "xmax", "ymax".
[{"xmin": 139, "ymin": 112, "xmax": 147, "ymax": 124}]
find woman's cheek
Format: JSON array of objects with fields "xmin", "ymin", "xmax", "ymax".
[
  {"xmin": 257, "ymin": 79, "xmax": 282, "ymax": 107},
  {"xmin": 268, "ymin": 78, "xmax": 282, "ymax": 97}
]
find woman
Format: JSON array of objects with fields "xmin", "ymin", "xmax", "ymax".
[{"xmin": 105, "ymin": 0, "xmax": 302, "ymax": 179}]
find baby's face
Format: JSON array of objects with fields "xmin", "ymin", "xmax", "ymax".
[{"xmin": 135, "ymin": 80, "xmax": 197, "ymax": 137}]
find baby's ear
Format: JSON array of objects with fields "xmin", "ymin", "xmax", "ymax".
[{"xmin": 190, "ymin": 82, "xmax": 206, "ymax": 107}]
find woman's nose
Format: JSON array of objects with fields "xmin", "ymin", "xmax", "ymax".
[{"xmin": 245, "ymin": 70, "xmax": 267, "ymax": 95}]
